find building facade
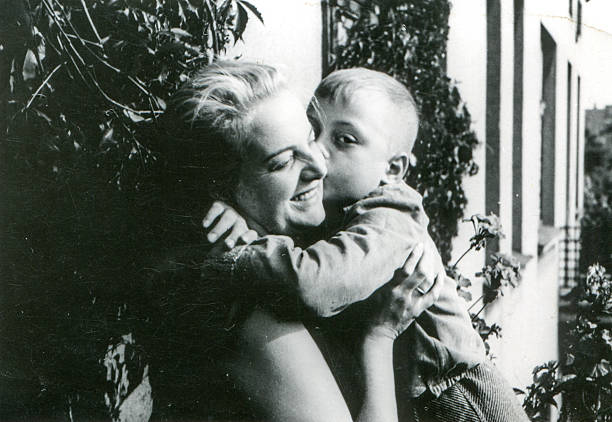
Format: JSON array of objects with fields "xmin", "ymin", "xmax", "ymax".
[{"xmin": 446, "ymin": 0, "xmax": 586, "ymax": 395}]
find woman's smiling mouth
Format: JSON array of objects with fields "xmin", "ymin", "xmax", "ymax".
[{"xmin": 291, "ymin": 183, "xmax": 321, "ymax": 202}]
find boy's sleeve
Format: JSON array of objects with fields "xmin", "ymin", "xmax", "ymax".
[{"xmin": 232, "ymin": 183, "xmax": 429, "ymax": 317}]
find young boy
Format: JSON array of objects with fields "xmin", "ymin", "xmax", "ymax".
[{"xmin": 206, "ymin": 68, "xmax": 528, "ymax": 421}]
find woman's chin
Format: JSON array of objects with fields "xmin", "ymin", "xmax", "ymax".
[
  {"xmin": 292, "ymin": 209, "xmax": 326, "ymax": 229},
  {"xmin": 285, "ymin": 206, "xmax": 326, "ymax": 234}
]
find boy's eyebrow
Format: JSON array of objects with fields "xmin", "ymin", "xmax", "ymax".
[
  {"xmin": 333, "ymin": 119, "xmax": 355, "ymax": 126},
  {"xmin": 332, "ymin": 119, "xmax": 362, "ymax": 132}
]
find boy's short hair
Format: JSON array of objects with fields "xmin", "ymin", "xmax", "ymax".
[{"xmin": 313, "ymin": 68, "xmax": 419, "ymax": 151}]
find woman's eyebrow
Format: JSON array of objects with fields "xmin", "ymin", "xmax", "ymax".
[{"xmin": 264, "ymin": 146, "xmax": 295, "ymax": 162}]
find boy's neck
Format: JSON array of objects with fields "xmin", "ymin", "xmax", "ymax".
[{"xmin": 322, "ymin": 200, "xmax": 348, "ymax": 234}]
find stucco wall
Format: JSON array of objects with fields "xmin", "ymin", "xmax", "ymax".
[
  {"xmin": 447, "ymin": 1, "xmax": 487, "ymax": 290},
  {"xmin": 224, "ymin": 0, "xmax": 323, "ymax": 101}
]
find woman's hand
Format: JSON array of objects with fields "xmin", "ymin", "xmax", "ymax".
[
  {"xmin": 202, "ymin": 200, "xmax": 258, "ymax": 250},
  {"xmin": 365, "ymin": 243, "xmax": 444, "ymax": 341},
  {"xmin": 356, "ymin": 245, "xmax": 443, "ymax": 422}
]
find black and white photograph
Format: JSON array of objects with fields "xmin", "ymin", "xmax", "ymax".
[{"xmin": 1, "ymin": 0, "xmax": 611, "ymax": 420}]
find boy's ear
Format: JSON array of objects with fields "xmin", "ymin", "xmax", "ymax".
[{"xmin": 382, "ymin": 153, "xmax": 410, "ymax": 184}]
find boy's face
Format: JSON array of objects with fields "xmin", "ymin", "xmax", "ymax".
[{"xmin": 308, "ymin": 90, "xmax": 411, "ymax": 209}]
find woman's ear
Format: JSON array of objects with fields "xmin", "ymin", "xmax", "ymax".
[{"xmin": 382, "ymin": 153, "xmax": 410, "ymax": 184}]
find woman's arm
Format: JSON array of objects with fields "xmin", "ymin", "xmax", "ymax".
[
  {"xmin": 227, "ymin": 308, "xmax": 354, "ymax": 422},
  {"xmin": 356, "ymin": 246, "xmax": 445, "ymax": 422},
  {"xmin": 358, "ymin": 335, "xmax": 397, "ymax": 422}
]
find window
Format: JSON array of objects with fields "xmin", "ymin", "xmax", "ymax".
[
  {"xmin": 576, "ymin": 76, "xmax": 581, "ymax": 210},
  {"xmin": 566, "ymin": 62, "xmax": 573, "ymax": 223},
  {"xmin": 486, "ymin": 0, "xmax": 502, "ymax": 255},
  {"xmin": 576, "ymin": 1, "xmax": 583, "ymax": 41},
  {"xmin": 540, "ymin": 26, "xmax": 556, "ymax": 228},
  {"xmin": 512, "ymin": 0, "xmax": 524, "ymax": 252}
]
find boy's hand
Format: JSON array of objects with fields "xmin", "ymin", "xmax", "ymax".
[{"xmin": 202, "ymin": 201, "xmax": 258, "ymax": 250}]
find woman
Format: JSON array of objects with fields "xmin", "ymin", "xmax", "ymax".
[{"xmin": 150, "ymin": 61, "xmax": 440, "ymax": 421}]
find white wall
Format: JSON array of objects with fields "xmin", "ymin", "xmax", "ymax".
[
  {"xmin": 447, "ymin": 1, "xmax": 487, "ymax": 286},
  {"xmin": 489, "ymin": 248, "xmax": 560, "ymax": 389},
  {"xmin": 224, "ymin": 0, "xmax": 323, "ymax": 102}
]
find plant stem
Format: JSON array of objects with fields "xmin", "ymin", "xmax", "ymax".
[
  {"xmin": 80, "ymin": 0, "xmax": 103, "ymax": 43},
  {"xmin": 23, "ymin": 64, "xmax": 62, "ymax": 111},
  {"xmin": 468, "ymin": 294, "xmax": 484, "ymax": 311},
  {"xmin": 471, "ymin": 303, "xmax": 487, "ymax": 321},
  {"xmin": 451, "ymin": 245, "xmax": 473, "ymax": 270}
]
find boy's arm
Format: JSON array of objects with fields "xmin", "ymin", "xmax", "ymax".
[{"xmin": 233, "ymin": 183, "xmax": 431, "ymax": 317}]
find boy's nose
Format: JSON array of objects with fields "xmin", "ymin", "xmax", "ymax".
[{"xmin": 303, "ymin": 145, "xmax": 328, "ymax": 180}]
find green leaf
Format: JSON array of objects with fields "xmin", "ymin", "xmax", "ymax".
[
  {"xmin": 238, "ymin": 0, "xmax": 264, "ymax": 24},
  {"xmin": 457, "ymin": 288, "xmax": 472, "ymax": 302},
  {"xmin": 170, "ymin": 27, "xmax": 192, "ymax": 38},
  {"xmin": 234, "ymin": 2, "xmax": 248, "ymax": 42}
]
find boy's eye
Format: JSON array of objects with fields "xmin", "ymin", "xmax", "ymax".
[
  {"xmin": 334, "ymin": 132, "xmax": 358, "ymax": 145},
  {"xmin": 269, "ymin": 152, "xmax": 295, "ymax": 172}
]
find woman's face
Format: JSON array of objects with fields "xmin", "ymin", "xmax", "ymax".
[{"xmin": 233, "ymin": 89, "xmax": 327, "ymax": 236}]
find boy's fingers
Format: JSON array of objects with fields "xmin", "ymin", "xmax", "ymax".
[
  {"xmin": 224, "ymin": 220, "xmax": 250, "ymax": 249},
  {"xmin": 207, "ymin": 211, "xmax": 237, "ymax": 243},
  {"xmin": 202, "ymin": 201, "xmax": 225, "ymax": 228},
  {"xmin": 237, "ymin": 230, "xmax": 258, "ymax": 245}
]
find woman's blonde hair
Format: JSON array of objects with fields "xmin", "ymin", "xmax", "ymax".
[{"xmin": 163, "ymin": 61, "xmax": 286, "ymax": 201}]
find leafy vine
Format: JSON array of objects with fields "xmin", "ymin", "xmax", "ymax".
[{"xmin": 1, "ymin": 1, "xmax": 261, "ymax": 418}]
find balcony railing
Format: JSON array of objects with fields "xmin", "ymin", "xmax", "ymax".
[{"xmin": 560, "ymin": 225, "xmax": 581, "ymax": 289}]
